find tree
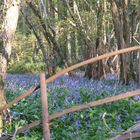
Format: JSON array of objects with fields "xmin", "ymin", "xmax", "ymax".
[
  {"xmin": 0, "ymin": 0, "xmax": 20, "ymax": 134},
  {"xmin": 109, "ymin": 0, "xmax": 132, "ymax": 84}
]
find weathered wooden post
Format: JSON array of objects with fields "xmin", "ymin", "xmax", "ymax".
[{"xmin": 40, "ymin": 73, "xmax": 51, "ymax": 140}]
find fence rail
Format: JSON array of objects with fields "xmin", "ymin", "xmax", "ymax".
[
  {"xmin": 1, "ymin": 46, "xmax": 140, "ymax": 113},
  {"xmin": 1, "ymin": 46, "xmax": 140, "ymax": 139}
]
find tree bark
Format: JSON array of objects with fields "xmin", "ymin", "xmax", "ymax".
[
  {"xmin": 0, "ymin": 0, "xmax": 20, "ymax": 134},
  {"xmin": 67, "ymin": 32, "xmax": 72, "ymax": 64},
  {"xmin": 109, "ymin": 0, "xmax": 131, "ymax": 84},
  {"xmin": 28, "ymin": 1, "xmax": 70, "ymax": 68}
]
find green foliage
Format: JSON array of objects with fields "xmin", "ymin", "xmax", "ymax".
[
  {"xmin": 8, "ymin": 61, "xmax": 44, "ymax": 74},
  {"xmin": 4, "ymin": 86, "xmax": 140, "ymax": 140},
  {"xmin": 8, "ymin": 32, "xmax": 44, "ymax": 73}
]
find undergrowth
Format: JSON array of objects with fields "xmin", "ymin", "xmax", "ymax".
[{"xmin": 3, "ymin": 74, "xmax": 140, "ymax": 140}]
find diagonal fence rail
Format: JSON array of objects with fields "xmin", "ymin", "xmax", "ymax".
[
  {"xmin": 1, "ymin": 46, "xmax": 140, "ymax": 113},
  {"xmin": 1, "ymin": 46, "xmax": 140, "ymax": 139}
]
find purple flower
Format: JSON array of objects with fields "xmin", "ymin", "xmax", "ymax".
[
  {"xmin": 134, "ymin": 95, "xmax": 140, "ymax": 101},
  {"xmin": 116, "ymin": 125, "xmax": 122, "ymax": 131},
  {"xmin": 75, "ymin": 120, "xmax": 82, "ymax": 129},
  {"xmin": 135, "ymin": 115, "xmax": 140, "ymax": 122},
  {"xmin": 115, "ymin": 115, "xmax": 121, "ymax": 121},
  {"xmin": 60, "ymin": 115, "xmax": 66, "ymax": 121}
]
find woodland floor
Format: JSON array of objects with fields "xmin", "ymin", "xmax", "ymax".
[{"xmin": 3, "ymin": 73, "xmax": 140, "ymax": 140}]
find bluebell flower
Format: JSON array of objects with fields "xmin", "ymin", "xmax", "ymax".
[
  {"xmin": 75, "ymin": 120, "xmax": 82, "ymax": 129},
  {"xmin": 135, "ymin": 115, "xmax": 140, "ymax": 122},
  {"xmin": 115, "ymin": 115, "xmax": 121, "ymax": 121},
  {"xmin": 134, "ymin": 95, "xmax": 140, "ymax": 101},
  {"xmin": 116, "ymin": 125, "xmax": 122, "ymax": 131}
]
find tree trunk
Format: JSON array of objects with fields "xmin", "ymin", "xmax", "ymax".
[
  {"xmin": 75, "ymin": 32, "xmax": 79, "ymax": 60},
  {"xmin": 136, "ymin": 51, "xmax": 140, "ymax": 84},
  {"xmin": 28, "ymin": 1, "xmax": 70, "ymax": 69},
  {"xmin": 0, "ymin": 0, "xmax": 20, "ymax": 134},
  {"xmin": 67, "ymin": 32, "xmax": 72, "ymax": 64},
  {"xmin": 91, "ymin": 0, "xmax": 104, "ymax": 80},
  {"xmin": 110, "ymin": 0, "xmax": 131, "ymax": 84}
]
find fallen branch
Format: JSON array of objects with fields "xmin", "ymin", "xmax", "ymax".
[
  {"xmin": 110, "ymin": 121, "xmax": 140, "ymax": 140},
  {"xmin": 110, "ymin": 132, "xmax": 140, "ymax": 140}
]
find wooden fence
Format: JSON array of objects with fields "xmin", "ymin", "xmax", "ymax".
[{"xmin": 1, "ymin": 46, "xmax": 140, "ymax": 140}]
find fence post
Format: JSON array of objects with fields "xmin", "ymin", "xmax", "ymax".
[{"xmin": 40, "ymin": 73, "xmax": 51, "ymax": 140}]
